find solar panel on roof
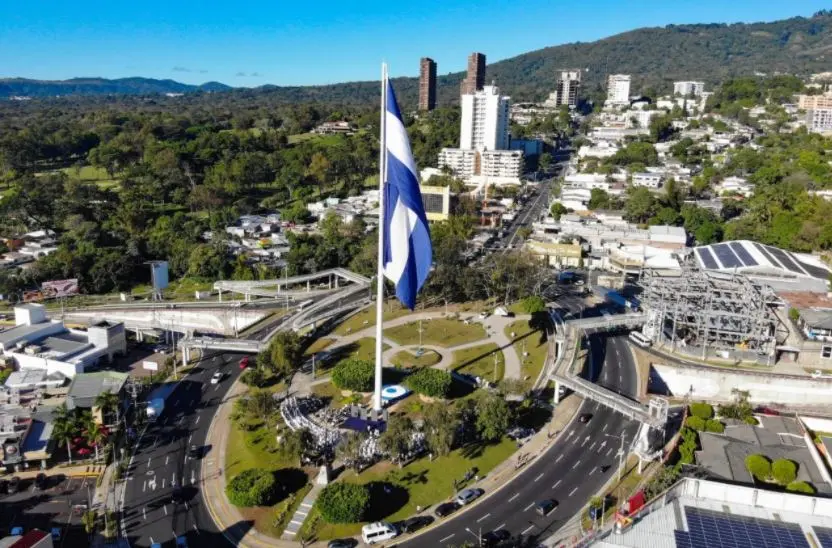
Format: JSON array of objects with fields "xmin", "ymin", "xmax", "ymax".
[
  {"xmin": 797, "ymin": 260, "xmax": 830, "ymax": 281},
  {"xmin": 712, "ymin": 243, "xmax": 743, "ymax": 269},
  {"xmin": 676, "ymin": 507, "xmax": 811, "ymax": 548},
  {"xmin": 729, "ymin": 241, "xmax": 758, "ymax": 267},
  {"xmin": 814, "ymin": 526, "xmax": 832, "ymax": 547},
  {"xmin": 765, "ymin": 245, "xmax": 806, "ymax": 275},
  {"xmin": 696, "ymin": 247, "xmax": 719, "ymax": 269},
  {"xmin": 753, "ymin": 242, "xmax": 783, "ymax": 269}
]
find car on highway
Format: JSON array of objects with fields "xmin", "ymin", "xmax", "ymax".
[
  {"xmin": 535, "ymin": 499, "xmax": 558, "ymax": 516},
  {"xmin": 239, "ymin": 356, "xmax": 249, "ymax": 370},
  {"xmin": 326, "ymin": 539, "xmax": 357, "ymax": 548},
  {"xmin": 434, "ymin": 502, "xmax": 460, "ymax": 518},
  {"xmin": 455, "ymin": 488, "xmax": 483, "ymax": 506},
  {"xmin": 482, "ymin": 529, "xmax": 511, "ymax": 546},
  {"xmin": 210, "ymin": 371, "xmax": 223, "ymax": 384},
  {"xmin": 580, "ymin": 413, "xmax": 593, "ymax": 424},
  {"xmin": 171, "ymin": 487, "xmax": 185, "ymax": 504},
  {"xmin": 7, "ymin": 476, "xmax": 20, "ymax": 494}
]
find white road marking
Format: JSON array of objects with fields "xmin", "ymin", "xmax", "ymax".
[
  {"xmin": 602, "ymin": 423, "xmax": 608, "ymax": 432},
  {"xmin": 163, "ymin": 505, "xmax": 168, "ymax": 516},
  {"xmin": 162, "ymin": 478, "xmax": 166, "ymax": 489},
  {"xmin": 439, "ymin": 534, "xmax": 455, "ymax": 543},
  {"xmin": 148, "ymin": 458, "xmax": 152, "ymax": 468},
  {"xmin": 172, "ymin": 473, "xmax": 176, "ymax": 485},
  {"xmin": 589, "ymin": 467, "xmax": 598, "ymax": 475},
  {"xmin": 572, "ymin": 460, "xmax": 581, "ymax": 469},
  {"xmin": 524, "ymin": 502, "xmax": 535, "ymax": 512},
  {"xmin": 522, "ymin": 525, "xmax": 535, "ymax": 535},
  {"xmin": 552, "ymin": 479, "xmax": 562, "ymax": 489},
  {"xmin": 193, "ymin": 524, "xmax": 199, "ymax": 533},
  {"xmin": 496, "ymin": 523, "xmax": 505, "ymax": 530},
  {"xmin": 572, "ymin": 435, "xmax": 579, "ymax": 444},
  {"xmin": 165, "ymin": 456, "xmax": 169, "ymax": 466},
  {"xmin": 150, "ymin": 538, "xmax": 154, "ymax": 545},
  {"xmin": 607, "ymin": 448, "xmax": 614, "ymax": 457},
  {"xmin": 508, "ymin": 493, "xmax": 520, "ymax": 503},
  {"xmin": 191, "ymin": 472, "xmax": 195, "ymax": 485},
  {"xmin": 589, "ymin": 442, "xmax": 597, "ymax": 451},
  {"xmin": 569, "ymin": 487, "xmax": 578, "ymax": 497},
  {"xmin": 143, "ymin": 507, "xmax": 147, "ymax": 520},
  {"xmin": 214, "ymin": 384, "xmax": 220, "ymax": 392},
  {"xmin": 195, "ymin": 416, "xmax": 200, "ymax": 425},
  {"xmin": 534, "ymin": 473, "xmax": 544, "ymax": 482},
  {"xmin": 581, "ymin": 436, "xmax": 590, "ymax": 447},
  {"xmin": 555, "ymin": 454, "xmax": 563, "ymax": 463},
  {"xmin": 619, "ymin": 375, "xmax": 622, "ymax": 383},
  {"xmin": 142, "ymin": 481, "xmax": 146, "ymax": 493},
  {"xmin": 188, "ymin": 435, "xmax": 193, "ymax": 444},
  {"xmin": 477, "ymin": 513, "xmax": 490, "ymax": 523}
]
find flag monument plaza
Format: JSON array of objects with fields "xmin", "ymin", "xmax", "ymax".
[{"xmin": 373, "ymin": 65, "xmax": 433, "ymax": 412}]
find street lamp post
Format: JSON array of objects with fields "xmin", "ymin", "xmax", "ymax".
[
  {"xmin": 603, "ymin": 431, "xmax": 628, "ymax": 527},
  {"xmin": 465, "ymin": 526, "xmax": 482, "ymax": 547}
]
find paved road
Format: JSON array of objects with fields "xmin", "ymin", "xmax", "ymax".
[
  {"xmin": 121, "ymin": 351, "xmax": 247, "ymax": 548},
  {"xmin": 402, "ymin": 332, "xmax": 640, "ymax": 547}
]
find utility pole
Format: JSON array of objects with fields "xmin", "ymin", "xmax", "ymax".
[{"xmin": 493, "ymin": 352, "xmax": 499, "ymax": 382}]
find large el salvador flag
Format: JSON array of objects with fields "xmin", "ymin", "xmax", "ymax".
[{"xmin": 382, "ymin": 80, "xmax": 432, "ymax": 310}]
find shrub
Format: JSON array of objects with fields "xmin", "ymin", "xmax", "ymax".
[
  {"xmin": 689, "ymin": 403, "xmax": 714, "ymax": 420},
  {"xmin": 786, "ymin": 481, "xmax": 816, "ymax": 494},
  {"xmin": 331, "ymin": 359, "xmax": 374, "ymax": 392},
  {"xmin": 744, "ymin": 415, "xmax": 759, "ymax": 426},
  {"xmin": 772, "ymin": 459, "xmax": 797, "ymax": 485},
  {"xmin": 705, "ymin": 419, "xmax": 725, "ymax": 433},
  {"xmin": 745, "ymin": 454, "xmax": 771, "ymax": 481},
  {"xmin": 316, "ymin": 483, "xmax": 370, "ymax": 523},
  {"xmin": 521, "ymin": 296, "xmax": 547, "ymax": 314},
  {"xmin": 685, "ymin": 416, "xmax": 705, "ymax": 431},
  {"xmin": 789, "ymin": 308, "xmax": 800, "ymax": 322},
  {"xmin": 226, "ymin": 469, "xmax": 279, "ymax": 507},
  {"xmin": 241, "ymin": 368, "xmax": 267, "ymax": 387},
  {"xmin": 405, "ymin": 368, "xmax": 452, "ymax": 398}
]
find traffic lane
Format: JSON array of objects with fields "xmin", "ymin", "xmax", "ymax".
[
  {"xmin": 610, "ymin": 336, "xmax": 638, "ymax": 399},
  {"xmin": 124, "ymin": 352, "xmax": 245, "ymax": 546}
]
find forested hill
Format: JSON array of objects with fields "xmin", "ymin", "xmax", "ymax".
[
  {"xmin": 5, "ymin": 11, "xmax": 832, "ymax": 105},
  {"xmin": 0, "ymin": 77, "xmax": 231, "ymax": 98}
]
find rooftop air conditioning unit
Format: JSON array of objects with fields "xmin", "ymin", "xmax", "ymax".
[{"xmin": 24, "ymin": 345, "xmax": 42, "ymax": 355}]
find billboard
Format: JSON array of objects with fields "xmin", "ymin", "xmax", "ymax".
[
  {"xmin": 142, "ymin": 361, "xmax": 159, "ymax": 371},
  {"xmin": 150, "ymin": 261, "xmax": 169, "ymax": 291},
  {"xmin": 22, "ymin": 290, "xmax": 43, "ymax": 303},
  {"xmin": 41, "ymin": 279, "xmax": 79, "ymax": 299}
]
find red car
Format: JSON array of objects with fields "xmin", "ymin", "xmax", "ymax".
[{"xmin": 239, "ymin": 356, "xmax": 249, "ymax": 370}]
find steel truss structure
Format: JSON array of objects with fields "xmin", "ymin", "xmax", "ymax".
[{"xmin": 638, "ymin": 261, "xmax": 785, "ymax": 353}]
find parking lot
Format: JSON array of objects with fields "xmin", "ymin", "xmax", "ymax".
[{"xmin": 0, "ymin": 473, "xmax": 94, "ymax": 546}]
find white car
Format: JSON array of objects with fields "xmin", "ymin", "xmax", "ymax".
[{"xmin": 210, "ymin": 371, "xmax": 223, "ymax": 384}]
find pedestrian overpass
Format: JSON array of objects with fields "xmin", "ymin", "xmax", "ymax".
[{"xmin": 214, "ymin": 268, "xmax": 371, "ymax": 301}]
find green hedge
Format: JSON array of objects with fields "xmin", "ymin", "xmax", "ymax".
[
  {"xmin": 685, "ymin": 416, "xmax": 705, "ymax": 431},
  {"xmin": 786, "ymin": 481, "xmax": 816, "ymax": 494},
  {"xmin": 226, "ymin": 468, "xmax": 279, "ymax": 507},
  {"xmin": 705, "ymin": 419, "xmax": 725, "ymax": 433},
  {"xmin": 521, "ymin": 296, "xmax": 547, "ymax": 314},
  {"xmin": 745, "ymin": 454, "xmax": 771, "ymax": 481},
  {"xmin": 405, "ymin": 368, "xmax": 452, "ymax": 398},
  {"xmin": 317, "ymin": 483, "xmax": 370, "ymax": 523},
  {"xmin": 689, "ymin": 403, "xmax": 714, "ymax": 420},
  {"xmin": 772, "ymin": 459, "xmax": 797, "ymax": 485},
  {"xmin": 331, "ymin": 359, "xmax": 374, "ymax": 392}
]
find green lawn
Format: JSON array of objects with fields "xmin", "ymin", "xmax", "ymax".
[
  {"xmin": 451, "ymin": 343, "xmax": 505, "ymax": 383},
  {"xmin": 61, "ymin": 165, "xmax": 121, "ymax": 189},
  {"xmin": 504, "ymin": 319, "xmax": 549, "ymax": 388},
  {"xmin": 386, "ymin": 319, "xmax": 487, "ymax": 348},
  {"xmin": 304, "ymin": 337, "xmax": 335, "ymax": 356},
  {"xmin": 300, "ymin": 437, "xmax": 518, "ymax": 540},
  {"xmin": 389, "ymin": 349, "xmax": 441, "ymax": 368},
  {"xmin": 332, "ymin": 305, "xmax": 412, "ymax": 336},
  {"xmin": 333, "ymin": 337, "xmax": 390, "ymax": 363}
]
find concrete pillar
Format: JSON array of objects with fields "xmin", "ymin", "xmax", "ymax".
[
  {"xmin": 183, "ymin": 347, "xmax": 189, "ymax": 368},
  {"xmin": 553, "ymin": 380, "xmax": 561, "ymax": 405},
  {"xmin": 307, "ymin": 280, "xmax": 311, "ymax": 292},
  {"xmin": 329, "ymin": 274, "xmax": 332, "ymax": 290},
  {"xmin": 335, "ymin": 276, "xmax": 339, "ymax": 289},
  {"xmin": 555, "ymin": 340, "xmax": 563, "ymax": 359},
  {"xmin": 218, "ymin": 289, "xmax": 222, "ymax": 302}
]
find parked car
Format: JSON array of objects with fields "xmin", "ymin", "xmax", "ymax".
[
  {"xmin": 483, "ymin": 529, "xmax": 511, "ymax": 546},
  {"xmin": 455, "ymin": 488, "xmax": 483, "ymax": 506},
  {"xmin": 435, "ymin": 502, "xmax": 459, "ymax": 518},
  {"xmin": 326, "ymin": 540, "xmax": 357, "ymax": 548},
  {"xmin": 535, "ymin": 499, "xmax": 558, "ymax": 516},
  {"xmin": 239, "ymin": 356, "xmax": 249, "ymax": 370},
  {"xmin": 400, "ymin": 515, "xmax": 433, "ymax": 533},
  {"xmin": 210, "ymin": 371, "xmax": 223, "ymax": 384}
]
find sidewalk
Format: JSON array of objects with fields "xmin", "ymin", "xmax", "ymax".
[{"xmin": 281, "ymin": 484, "xmax": 322, "ymax": 540}]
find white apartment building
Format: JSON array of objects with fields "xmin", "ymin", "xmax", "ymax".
[
  {"xmin": 480, "ymin": 150, "xmax": 523, "ymax": 178},
  {"xmin": 806, "ymin": 108, "xmax": 832, "ymax": 134},
  {"xmin": 544, "ymin": 69, "xmax": 581, "ymax": 109},
  {"xmin": 673, "ymin": 81, "xmax": 706, "ymax": 97},
  {"xmin": 437, "ymin": 148, "xmax": 478, "ymax": 178},
  {"xmin": 798, "ymin": 94, "xmax": 832, "ymax": 110},
  {"xmin": 631, "ymin": 172, "xmax": 664, "ymax": 189},
  {"xmin": 717, "ymin": 176, "xmax": 754, "ymax": 197},
  {"xmin": 630, "ymin": 110, "xmax": 660, "ymax": 129},
  {"xmin": 460, "ymin": 85, "xmax": 511, "ymax": 151},
  {"xmin": 606, "ymin": 74, "xmax": 631, "ymax": 106}
]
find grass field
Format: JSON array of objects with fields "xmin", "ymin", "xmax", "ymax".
[
  {"xmin": 61, "ymin": 165, "xmax": 121, "ymax": 189},
  {"xmin": 389, "ymin": 349, "xmax": 441, "ymax": 368},
  {"xmin": 504, "ymin": 319, "xmax": 549, "ymax": 388},
  {"xmin": 386, "ymin": 319, "xmax": 487, "ymax": 348},
  {"xmin": 332, "ymin": 305, "xmax": 412, "ymax": 336},
  {"xmin": 299, "ymin": 437, "xmax": 517, "ymax": 540},
  {"xmin": 304, "ymin": 337, "xmax": 335, "ymax": 356},
  {"xmin": 451, "ymin": 343, "xmax": 505, "ymax": 383}
]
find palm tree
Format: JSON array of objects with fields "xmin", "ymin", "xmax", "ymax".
[
  {"xmin": 93, "ymin": 391, "xmax": 119, "ymax": 427},
  {"xmin": 81, "ymin": 412, "xmax": 107, "ymax": 462},
  {"xmin": 51, "ymin": 404, "xmax": 77, "ymax": 465}
]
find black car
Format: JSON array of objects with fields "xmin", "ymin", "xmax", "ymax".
[
  {"xmin": 535, "ymin": 499, "xmax": 558, "ymax": 516},
  {"xmin": 482, "ymin": 529, "xmax": 511, "ymax": 546},
  {"xmin": 171, "ymin": 487, "xmax": 185, "ymax": 504},
  {"xmin": 34, "ymin": 473, "xmax": 47, "ymax": 491},
  {"xmin": 7, "ymin": 477, "xmax": 20, "ymax": 494},
  {"xmin": 326, "ymin": 540, "xmax": 357, "ymax": 548},
  {"xmin": 579, "ymin": 413, "xmax": 593, "ymax": 424},
  {"xmin": 188, "ymin": 445, "xmax": 201, "ymax": 459},
  {"xmin": 401, "ymin": 515, "xmax": 433, "ymax": 533},
  {"xmin": 435, "ymin": 502, "xmax": 460, "ymax": 518}
]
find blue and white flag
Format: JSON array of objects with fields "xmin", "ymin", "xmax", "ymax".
[{"xmin": 382, "ymin": 80, "xmax": 432, "ymax": 310}]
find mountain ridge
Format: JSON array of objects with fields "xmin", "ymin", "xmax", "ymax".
[{"xmin": 0, "ymin": 76, "xmax": 231, "ymax": 98}]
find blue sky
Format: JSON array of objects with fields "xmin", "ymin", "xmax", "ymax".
[{"xmin": 0, "ymin": 1, "xmax": 828, "ymax": 87}]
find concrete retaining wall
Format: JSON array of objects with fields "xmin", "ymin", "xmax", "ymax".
[
  {"xmin": 651, "ymin": 363, "xmax": 832, "ymax": 405},
  {"xmin": 64, "ymin": 308, "xmax": 266, "ymax": 336}
]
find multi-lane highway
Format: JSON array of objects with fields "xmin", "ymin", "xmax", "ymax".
[
  {"xmin": 403, "ymin": 331, "xmax": 640, "ymax": 547},
  {"xmin": 121, "ymin": 351, "xmax": 247, "ymax": 547}
]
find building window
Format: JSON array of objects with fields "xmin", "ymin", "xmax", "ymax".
[{"xmin": 823, "ymin": 345, "xmax": 832, "ymax": 359}]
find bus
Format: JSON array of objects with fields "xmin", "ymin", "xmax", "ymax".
[{"xmin": 628, "ymin": 331, "xmax": 652, "ymax": 347}]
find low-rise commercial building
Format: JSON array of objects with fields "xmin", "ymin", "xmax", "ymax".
[{"xmin": 631, "ymin": 172, "xmax": 664, "ymax": 189}]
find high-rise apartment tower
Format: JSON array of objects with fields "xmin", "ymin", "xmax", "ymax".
[
  {"xmin": 544, "ymin": 69, "xmax": 581, "ymax": 108},
  {"xmin": 418, "ymin": 57, "xmax": 437, "ymax": 111},
  {"xmin": 460, "ymin": 52, "xmax": 486, "ymax": 95}
]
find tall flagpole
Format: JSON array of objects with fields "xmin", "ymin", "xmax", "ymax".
[{"xmin": 373, "ymin": 63, "xmax": 388, "ymax": 413}]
